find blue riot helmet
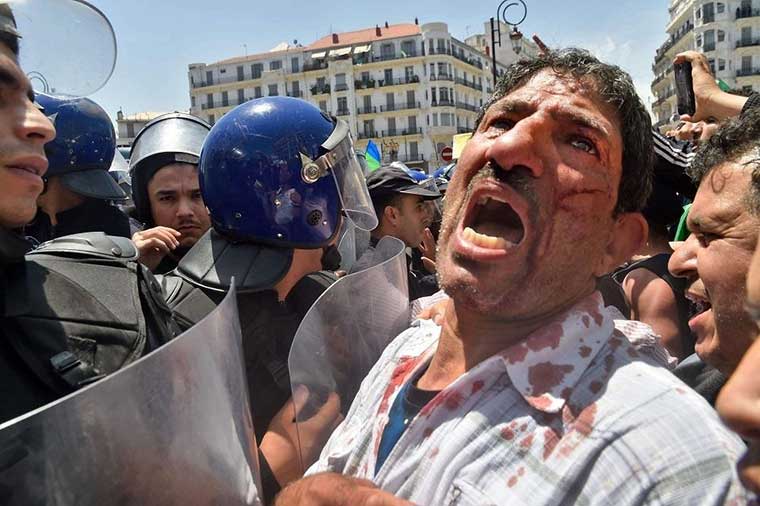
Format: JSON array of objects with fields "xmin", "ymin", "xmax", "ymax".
[
  {"xmin": 199, "ymin": 97, "xmax": 378, "ymax": 249},
  {"xmin": 35, "ymin": 92, "xmax": 125, "ymax": 200}
]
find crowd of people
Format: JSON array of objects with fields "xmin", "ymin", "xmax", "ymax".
[{"xmin": 4, "ymin": 2, "xmax": 760, "ymax": 505}]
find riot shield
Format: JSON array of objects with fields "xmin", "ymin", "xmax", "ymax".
[
  {"xmin": 0, "ymin": 287, "xmax": 263, "ymax": 506},
  {"xmin": 288, "ymin": 236, "xmax": 410, "ymax": 470},
  {"xmin": 3, "ymin": 0, "xmax": 117, "ymax": 96}
]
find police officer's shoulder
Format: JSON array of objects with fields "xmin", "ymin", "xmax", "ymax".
[{"xmin": 28, "ymin": 231, "xmax": 138, "ymax": 263}]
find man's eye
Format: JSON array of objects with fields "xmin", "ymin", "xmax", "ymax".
[
  {"xmin": 697, "ymin": 233, "xmax": 718, "ymax": 246},
  {"xmin": 192, "ymin": 192, "xmax": 203, "ymax": 200},
  {"xmin": 160, "ymin": 196, "xmax": 175, "ymax": 202},
  {"xmin": 487, "ymin": 118, "xmax": 514, "ymax": 132},
  {"xmin": 570, "ymin": 137, "xmax": 597, "ymax": 155}
]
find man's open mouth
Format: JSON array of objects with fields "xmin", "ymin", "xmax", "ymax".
[
  {"xmin": 460, "ymin": 186, "xmax": 527, "ymax": 251},
  {"xmin": 686, "ymin": 292, "xmax": 712, "ymax": 320}
]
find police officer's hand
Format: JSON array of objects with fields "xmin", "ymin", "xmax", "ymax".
[
  {"xmin": 132, "ymin": 226, "xmax": 181, "ymax": 271},
  {"xmin": 417, "ymin": 298, "xmax": 449, "ymax": 325},
  {"xmin": 418, "ymin": 228, "xmax": 437, "ymax": 274},
  {"xmin": 261, "ymin": 386, "xmax": 343, "ymax": 487},
  {"xmin": 674, "ymin": 51, "xmax": 749, "ymax": 122},
  {"xmin": 274, "ymin": 472, "xmax": 415, "ymax": 506}
]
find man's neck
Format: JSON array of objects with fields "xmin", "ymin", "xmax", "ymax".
[
  {"xmin": 38, "ymin": 180, "xmax": 86, "ymax": 226},
  {"xmin": 417, "ymin": 295, "xmax": 584, "ymax": 391}
]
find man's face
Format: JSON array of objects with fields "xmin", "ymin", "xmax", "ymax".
[
  {"xmin": 437, "ymin": 70, "xmax": 628, "ymax": 319},
  {"xmin": 0, "ymin": 44, "xmax": 56, "ymax": 228},
  {"xmin": 389, "ymin": 194, "xmax": 433, "ymax": 248},
  {"xmin": 147, "ymin": 163, "xmax": 211, "ymax": 248},
  {"xmin": 668, "ymin": 162, "xmax": 760, "ymax": 373}
]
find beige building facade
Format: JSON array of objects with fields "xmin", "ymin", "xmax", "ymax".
[
  {"xmin": 652, "ymin": 0, "xmax": 760, "ymax": 127},
  {"xmin": 188, "ymin": 20, "xmax": 532, "ymax": 171}
]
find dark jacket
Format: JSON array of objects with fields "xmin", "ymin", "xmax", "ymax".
[{"xmin": 23, "ymin": 199, "xmax": 131, "ymax": 245}]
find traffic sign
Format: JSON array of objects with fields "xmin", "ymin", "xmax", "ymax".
[{"xmin": 441, "ymin": 146, "xmax": 453, "ymax": 162}]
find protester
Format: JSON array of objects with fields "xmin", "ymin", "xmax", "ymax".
[
  {"xmin": 275, "ymin": 49, "xmax": 747, "ymax": 505},
  {"xmin": 129, "ymin": 113, "xmax": 211, "ymax": 273},
  {"xmin": 22, "ymin": 93, "xmax": 130, "ymax": 244},
  {"xmin": 161, "ymin": 96, "xmax": 378, "ymax": 502},
  {"xmin": 357, "ymin": 165, "xmax": 440, "ymax": 299}
]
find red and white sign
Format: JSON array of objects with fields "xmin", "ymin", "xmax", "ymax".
[{"xmin": 440, "ymin": 146, "xmax": 453, "ymax": 162}]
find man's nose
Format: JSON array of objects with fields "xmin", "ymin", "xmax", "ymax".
[
  {"xmin": 19, "ymin": 100, "xmax": 56, "ymax": 146},
  {"xmin": 668, "ymin": 233, "xmax": 699, "ymax": 279},
  {"xmin": 483, "ymin": 116, "xmax": 547, "ymax": 179}
]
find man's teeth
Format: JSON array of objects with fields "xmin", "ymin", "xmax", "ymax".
[{"xmin": 463, "ymin": 226, "xmax": 509, "ymax": 250}]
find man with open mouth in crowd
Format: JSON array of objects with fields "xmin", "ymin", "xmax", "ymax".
[{"xmin": 275, "ymin": 48, "xmax": 748, "ymax": 506}]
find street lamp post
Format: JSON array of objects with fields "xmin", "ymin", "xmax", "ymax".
[{"xmin": 490, "ymin": 0, "xmax": 528, "ymax": 84}]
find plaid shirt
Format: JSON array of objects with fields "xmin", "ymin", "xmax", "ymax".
[{"xmin": 308, "ymin": 292, "xmax": 750, "ymax": 505}]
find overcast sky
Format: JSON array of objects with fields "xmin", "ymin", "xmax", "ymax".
[{"xmin": 79, "ymin": 0, "xmax": 669, "ymax": 121}]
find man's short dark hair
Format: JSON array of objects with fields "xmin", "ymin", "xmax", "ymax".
[
  {"xmin": 474, "ymin": 48, "xmax": 654, "ymax": 215},
  {"xmin": 371, "ymin": 192, "xmax": 404, "ymax": 220},
  {"xmin": 689, "ymin": 107, "xmax": 760, "ymax": 215},
  {"xmin": 0, "ymin": 5, "xmax": 19, "ymax": 57}
]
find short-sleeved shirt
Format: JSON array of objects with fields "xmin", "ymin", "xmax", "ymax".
[{"xmin": 308, "ymin": 292, "xmax": 749, "ymax": 505}]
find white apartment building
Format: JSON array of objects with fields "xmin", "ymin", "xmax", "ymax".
[
  {"xmin": 188, "ymin": 20, "xmax": 533, "ymax": 172},
  {"xmin": 652, "ymin": 0, "xmax": 760, "ymax": 127},
  {"xmin": 115, "ymin": 110, "xmax": 168, "ymax": 148}
]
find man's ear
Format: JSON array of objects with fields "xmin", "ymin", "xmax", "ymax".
[
  {"xmin": 384, "ymin": 205, "xmax": 399, "ymax": 227},
  {"xmin": 594, "ymin": 212, "xmax": 648, "ymax": 276}
]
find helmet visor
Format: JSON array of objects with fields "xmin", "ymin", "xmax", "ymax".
[
  {"xmin": 6, "ymin": 0, "xmax": 117, "ymax": 96},
  {"xmin": 327, "ymin": 132, "xmax": 378, "ymax": 232}
]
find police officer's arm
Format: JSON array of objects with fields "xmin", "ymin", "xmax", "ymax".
[{"xmin": 132, "ymin": 226, "xmax": 181, "ymax": 271}]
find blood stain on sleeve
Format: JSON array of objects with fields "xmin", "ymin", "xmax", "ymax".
[
  {"xmin": 526, "ymin": 323, "xmax": 564, "ymax": 352},
  {"xmin": 471, "ymin": 380, "xmax": 485, "ymax": 395},
  {"xmin": 378, "ymin": 356, "xmax": 421, "ymax": 415},
  {"xmin": 501, "ymin": 426, "xmax": 516, "ymax": 441},
  {"xmin": 504, "ymin": 342, "xmax": 530, "ymax": 364}
]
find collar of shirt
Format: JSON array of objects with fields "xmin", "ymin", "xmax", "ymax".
[{"xmin": 498, "ymin": 291, "xmax": 613, "ymax": 414}]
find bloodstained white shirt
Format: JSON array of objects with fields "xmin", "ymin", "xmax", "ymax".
[{"xmin": 308, "ymin": 292, "xmax": 749, "ymax": 505}]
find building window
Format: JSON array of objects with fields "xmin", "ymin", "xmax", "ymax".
[
  {"xmin": 708, "ymin": 58, "xmax": 716, "ymax": 74},
  {"xmin": 291, "ymin": 81, "xmax": 301, "ymax": 96},
  {"xmin": 363, "ymin": 95, "xmax": 372, "ymax": 110},
  {"xmin": 335, "ymin": 73, "xmax": 347, "ymax": 91},
  {"xmin": 237, "ymin": 65, "xmax": 244, "ymax": 81},
  {"xmin": 432, "ymin": 113, "xmax": 438, "ymax": 126},
  {"xmin": 219, "ymin": 68, "xmax": 226, "ymax": 74},
  {"xmin": 255, "ymin": 86, "xmax": 262, "ymax": 98},
  {"xmin": 268, "ymin": 84, "xmax": 278, "ymax": 96},
  {"xmin": 361, "ymin": 71, "xmax": 370, "ymax": 83},
  {"xmin": 191, "ymin": 96, "xmax": 196, "ymax": 107},
  {"xmin": 717, "ymin": 30, "xmax": 725, "ymax": 42},
  {"xmin": 238, "ymin": 89, "xmax": 245, "ymax": 104},
  {"xmin": 206, "ymin": 93, "xmax": 214, "ymax": 108},
  {"xmin": 205, "ymin": 70, "xmax": 213, "ymax": 85},
  {"xmin": 384, "ymin": 68, "xmax": 393, "ymax": 83},
  {"xmin": 252, "ymin": 63, "xmax": 262, "ymax": 79},
  {"xmin": 405, "ymin": 66, "xmax": 414, "ymax": 81},
  {"xmin": 291, "ymin": 57, "xmax": 299, "ymax": 73},
  {"xmin": 409, "ymin": 141, "xmax": 418, "ymax": 159},
  {"xmin": 717, "ymin": 2, "xmax": 724, "ymax": 13},
  {"xmin": 381, "ymin": 43, "xmax": 394, "ymax": 59},
  {"xmin": 742, "ymin": 55, "xmax": 752, "ymax": 72},
  {"xmin": 387, "ymin": 117, "xmax": 396, "ymax": 135},
  {"xmin": 696, "ymin": 34, "xmax": 702, "ymax": 47},
  {"xmin": 270, "ymin": 60, "xmax": 282, "ymax": 71},
  {"xmin": 221, "ymin": 90, "xmax": 229, "ymax": 107},
  {"xmin": 337, "ymin": 96, "xmax": 348, "ymax": 114},
  {"xmin": 704, "ymin": 30, "xmax": 715, "ymax": 51},
  {"xmin": 126, "ymin": 123, "xmax": 134, "ymax": 138},
  {"xmin": 441, "ymin": 113, "xmax": 451, "ymax": 126},
  {"xmin": 408, "ymin": 115, "xmax": 417, "ymax": 131},
  {"xmin": 363, "ymin": 120, "xmax": 375, "ymax": 136},
  {"xmin": 386, "ymin": 92, "xmax": 395, "ymax": 108},
  {"xmin": 401, "ymin": 40, "xmax": 415, "ymax": 57},
  {"xmin": 703, "ymin": 2, "xmax": 714, "ymax": 23},
  {"xmin": 718, "ymin": 59, "xmax": 726, "ymax": 71}
]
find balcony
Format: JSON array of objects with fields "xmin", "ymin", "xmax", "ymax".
[
  {"xmin": 380, "ymin": 127, "xmax": 422, "ymax": 137},
  {"xmin": 356, "ymin": 131, "xmax": 377, "ymax": 139},
  {"xmin": 737, "ymin": 38, "xmax": 760, "ymax": 48},
  {"xmin": 451, "ymin": 51, "xmax": 484, "ymax": 70},
  {"xmin": 335, "ymin": 83, "xmax": 349, "ymax": 92},
  {"xmin": 378, "ymin": 75, "xmax": 420, "ymax": 87},
  {"xmin": 201, "ymin": 96, "xmax": 252, "ymax": 110},
  {"xmin": 455, "ymin": 77, "xmax": 483, "ymax": 91},
  {"xmin": 653, "ymin": 21, "xmax": 694, "ymax": 63},
  {"xmin": 431, "ymin": 99, "xmax": 455, "ymax": 107},
  {"xmin": 336, "ymin": 108, "xmax": 350, "ymax": 116},
  {"xmin": 379, "ymin": 101, "xmax": 421, "ymax": 113},
  {"xmin": 356, "ymin": 106, "xmax": 377, "ymax": 115},
  {"xmin": 737, "ymin": 68, "xmax": 760, "ymax": 77},
  {"xmin": 455, "ymin": 102, "xmax": 480, "ymax": 113},
  {"xmin": 354, "ymin": 79, "xmax": 377, "ymax": 89},
  {"xmin": 303, "ymin": 61, "xmax": 328, "ymax": 72},
  {"xmin": 396, "ymin": 153, "xmax": 425, "ymax": 163},
  {"xmin": 428, "ymin": 47, "xmax": 452, "ymax": 56},
  {"xmin": 430, "ymin": 73, "xmax": 454, "ymax": 82},
  {"xmin": 457, "ymin": 126, "xmax": 472, "ymax": 134},
  {"xmin": 651, "ymin": 67, "xmax": 673, "ymax": 87},
  {"xmin": 286, "ymin": 90, "xmax": 303, "ymax": 98},
  {"xmin": 366, "ymin": 50, "xmax": 419, "ymax": 64},
  {"xmin": 310, "ymin": 84, "xmax": 330, "ymax": 95},
  {"xmin": 737, "ymin": 7, "xmax": 760, "ymax": 20}
]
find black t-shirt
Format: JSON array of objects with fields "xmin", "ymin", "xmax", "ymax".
[{"xmin": 24, "ymin": 199, "xmax": 131, "ymax": 244}]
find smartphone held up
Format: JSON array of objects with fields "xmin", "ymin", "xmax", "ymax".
[{"xmin": 674, "ymin": 61, "xmax": 696, "ymax": 117}]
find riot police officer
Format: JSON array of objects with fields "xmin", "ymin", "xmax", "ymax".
[
  {"xmin": 0, "ymin": 1, "xmax": 176, "ymax": 426},
  {"xmin": 24, "ymin": 92, "xmax": 131, "ymax": 244},
  {"xmin": 129, "ymin": 113, "xmax": 212, "ymax": 273},
  {"xmin": 162, "ymin": 96, "xmax": 378, "ymax": 501}
]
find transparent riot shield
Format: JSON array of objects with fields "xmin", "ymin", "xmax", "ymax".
[
  {"xmin": 288, "ymin": 236, "xmax": 410, "ymax": 470},
  {"xmin": 4, "ymin": 0, "xmax": 117, "ymax": 96},
  {"xmin": 0, "ymin": 287, "xmax": 263, "ymax": 506}
]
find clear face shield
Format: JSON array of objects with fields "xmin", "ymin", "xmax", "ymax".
[
  {"xmin": 307, "ymin": 119, "xmax": 378, "ymax": 232},
  {"xmin": 3, "ymin": 0, "xmax": 117, "ymax": 97}
]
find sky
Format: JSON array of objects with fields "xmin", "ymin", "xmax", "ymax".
[{"xmin": 77, "ymin": 0, "xmax": 670, "ymax": 121}]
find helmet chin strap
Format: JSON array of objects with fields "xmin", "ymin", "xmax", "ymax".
[{"xmin": 321, "ymin": 244, "xmax": 342, "ymax": 272}]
